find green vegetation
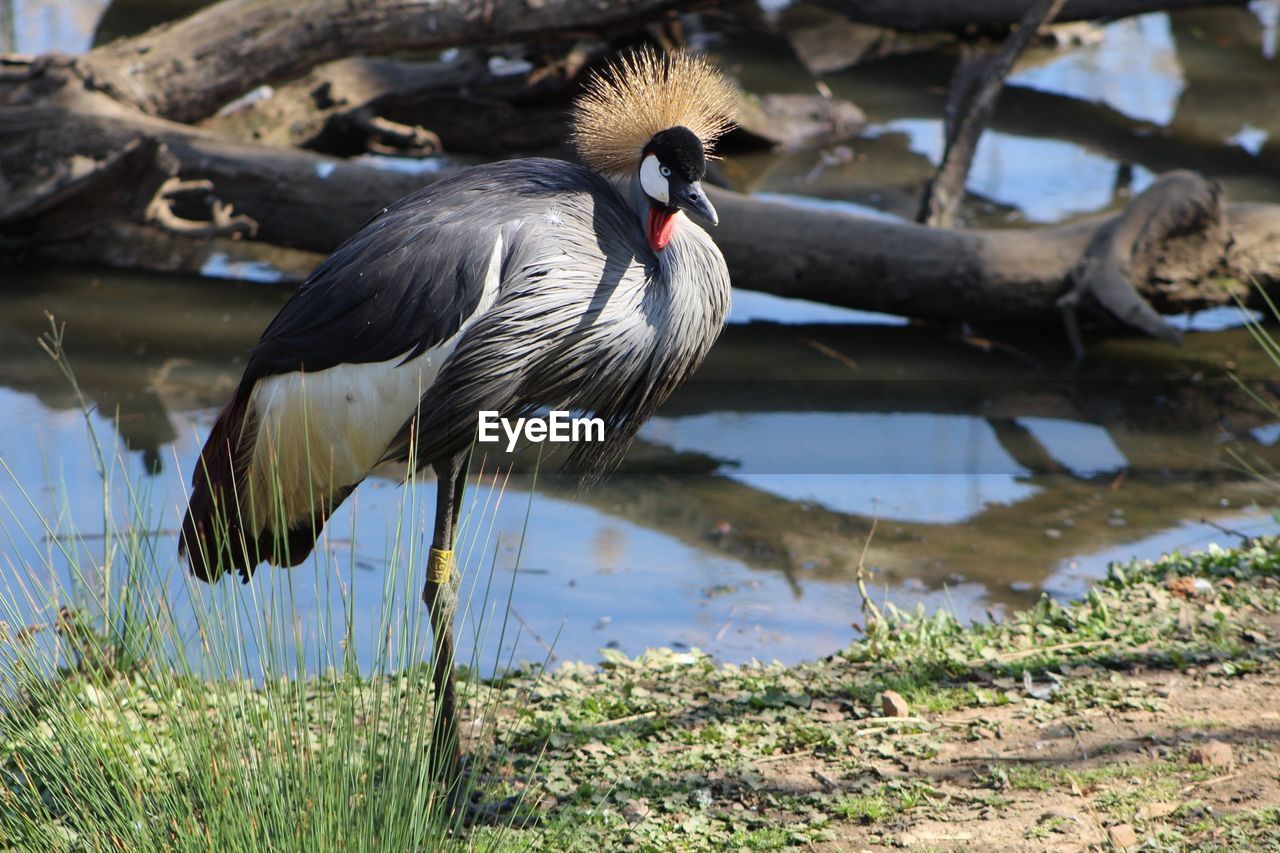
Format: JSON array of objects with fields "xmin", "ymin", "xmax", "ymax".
[
  {"xmin": 4, "ymin": 532, "xmax": 1278, "ymax": 848},
  {"xmin": 478, "ymin": 541, "xmax": 1280, "ymax": 848},
  {"xmin": 0, "ymin": 490, "xmax": 529, "ymax": 849}
]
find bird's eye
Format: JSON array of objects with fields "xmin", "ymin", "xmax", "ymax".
[{"xmin": 659, "ymin": 165, "xmax": 671, "ymax": 178}]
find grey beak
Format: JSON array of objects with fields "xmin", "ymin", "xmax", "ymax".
[{"xmin": 678, "ymin": 181, "xmax": 718, "ymax": 227}]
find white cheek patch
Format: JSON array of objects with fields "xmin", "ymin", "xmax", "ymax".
[{"xmin": 639, "ymin": 154, "xmax": 670, "ymax": 205}]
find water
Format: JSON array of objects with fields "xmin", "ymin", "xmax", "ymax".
[{"xmin": 2, "ymin": 3, "xmax": 1279, "ymax": 671}]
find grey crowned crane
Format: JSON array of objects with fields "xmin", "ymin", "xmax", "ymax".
[{"xmin": 179, "ymin": 49, "xmax": 736, "ymax": 795}]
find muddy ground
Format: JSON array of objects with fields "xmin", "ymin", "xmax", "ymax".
[{"xmin": 472, "ymin": 542, "xmax": 1280, "ymax": 850}]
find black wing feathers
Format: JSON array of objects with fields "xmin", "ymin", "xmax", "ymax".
[
  {"xmin": 241, "ymin": 160, "xmax": 590, "ymax": 383},
  {"xmin": 243, "ymin": 201, "xmax": 474, "ymax": 381}
]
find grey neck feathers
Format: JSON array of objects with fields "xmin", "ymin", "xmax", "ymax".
[{"xmin": 623, "ymin": 174, "xmax": 651, "ymax": 222}]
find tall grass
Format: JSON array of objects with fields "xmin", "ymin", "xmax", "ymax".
[
  {"xmin": 0, "ymin": 321, "xmax": 541, "ymax": 850},
  {"xmin": 1231, "ymin": 286, "xmax": 1280, "ymax": 493}
]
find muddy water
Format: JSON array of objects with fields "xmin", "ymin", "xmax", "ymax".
[{"xmin": 2, "ymin": 3, "xmax": 1279, "ymax": 670}]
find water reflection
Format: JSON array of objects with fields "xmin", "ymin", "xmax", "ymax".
[
  {"xmin": 1009, "ymin": 13, "xmax": 1184, "ymax": 126},
  {"xmin": 1, "ymin": 265, "xmax": 1277, "ymax": 669},
  {"xmin": 643, "ymin": 412, "xmax": 1041, "ymax": 522}
]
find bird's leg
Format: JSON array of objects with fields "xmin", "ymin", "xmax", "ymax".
[{"xmin": 424, "ymin": 451, "xmax": 467, "ymax": 804}]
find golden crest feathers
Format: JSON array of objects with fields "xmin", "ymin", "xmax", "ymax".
[{"xmin": 570, "ymin": 48, "xmax": 738, "ymax": 176}]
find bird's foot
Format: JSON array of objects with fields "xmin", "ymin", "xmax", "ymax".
[
  {"xmin": 436, "ymin": 754, "xmax": 531, "ymax": 828},
  {"xmin": 451, "ymin": 788, "xmax": 524, "ymax": 827}
]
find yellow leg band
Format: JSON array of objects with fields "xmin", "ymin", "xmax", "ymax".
[{"xmin": 427, "ymin": 548, "xmax": 454, "ymax": 585}]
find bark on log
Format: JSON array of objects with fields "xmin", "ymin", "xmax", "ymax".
[
  {"xmin": 203, "ymin": 51, "xmax": 860, "ymax": 159},
  {"xmin": 707, "ymin": 185, "xmax": 1275, "ymax": 325},
  {"xmin": 1058, "ymin": 171, "xmax": 1226, "ymax": 354},
  {"xmin": 203, "ymin": 54, "xmax": 561, "ymax": 157},
  {"xmin": 813, "ymin": 0, "xmax": 1246, "ymax": 33},
  {"xmin": 76, "ymin": 0, "xmax": 695, "ymax": 123}
]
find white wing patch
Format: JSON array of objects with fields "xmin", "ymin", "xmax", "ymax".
[{"xmin": 241, "ymin": 234, "xmax": 505, "ymax": 537}]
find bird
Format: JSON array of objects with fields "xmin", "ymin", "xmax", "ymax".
[{"xmin": 179, "ymin": 47, "xmax": 737, "ymax": 798}]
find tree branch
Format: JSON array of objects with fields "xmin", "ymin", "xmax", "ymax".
[
  {"xmin": 917, "ymin": 0, "xmax": 1065, "ymax": 227},
  {"xmin": 812, "ymin": 0, "xmax": 1246, "ymax": 33},
  {"xmin": 1059, "ymin": 170, "xmax": 1228, "ymax": 356}
]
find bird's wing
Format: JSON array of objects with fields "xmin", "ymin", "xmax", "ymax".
[
  {"xmin": 242, "ymin": 161, "xmax": 578, "ymax": 384},
  {"xmin": 381, "ymin": 168, "xmax": 665, "ymax": 468}
]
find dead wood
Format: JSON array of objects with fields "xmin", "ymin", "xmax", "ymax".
[
  {"xmin": 3, "ymin": 78, "xmax": 1275, "ymax": 332},
  {"xmin": 3, "ymin": 19, "xmax": 1277, "ymax": 342},
  {"xmin": 707, "ymin": 183, "xmax": 1266, "ymax": 329},
  {"xmin": 1057, "ymin": 172, "xmax": 1226, "ymax": 356},
  {"xmin": 202, "ymin": 53, "xmax": 561, "ymax": 156},
  {"xmin": 812, "ymin": 0, "xmax": 1247, "ymax": 33},
  {"xmin": 202, "ymin": 50, "xmax": 861, "ymax": 160},
  {"xmin": 917, "ymin": 0, "xmax": 1065, "ymax": 227},
  {"xmin": 76, "ymin": 0, "xmax": 697, "ymax": 123},
  {"xmin": 781, "ymin": 6, "xmax": 957, "ymax": 76}
]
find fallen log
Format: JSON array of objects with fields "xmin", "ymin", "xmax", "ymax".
[
  {"xmin": 76, "ymin": 0, "xmax": 696, "ymax": 123},
  {"xmin": 202, "ymin": 53, "xmax": 569, "ymax": 156},
  {"xmin": 707, "ymin": 178, "xmax": 1278, "ymax": 326},
  {"xmin": 5, "ymin": 42, "xmax": 1280, "ymax": 336},
  {"xmin": 4, "ymin": 94, "xmax": 1278, "ymax": 331},
  {"xmin": 202, "ymin": 53, "xmax": 863, "ymax": 158}
]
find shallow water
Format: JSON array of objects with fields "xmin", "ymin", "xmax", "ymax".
[
  {"xmin": 2, "ymin": 265, "xmax": 1278, "ymax": 672},
  {"xmin": 2, "ymin": 3, "xmax": 1280, "ymax": 671}
]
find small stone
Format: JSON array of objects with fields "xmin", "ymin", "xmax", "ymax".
[
  {"xmin": 620, "ymin": 798, "xmax": 649, "ymax": 824},
  {"xmin": 1108, "ymin": 823, "xmax": 1139, "ymax": 849},
  {"xmin": 1169, "ymin": 577, "xmax": 1199, "ymax": 599},
  {"xmin": 1189, "ymin": 740, "xmax": 1234, "ymax": 767},
  {"xmin": 881, "ymin": 690, "xmax": 910, "ymax": 717},
  {"xmin": 1137, "ymin": 801, "xmax": 1178, "ymax": 820}
]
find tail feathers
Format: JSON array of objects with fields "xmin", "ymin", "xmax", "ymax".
[
  {"xmin": 179, "ymin": 387, "xmax": 350, "ymax": 583},
  {"xmin": 180, "ymin": 387, "xmax": 258, "ymax": 582}
]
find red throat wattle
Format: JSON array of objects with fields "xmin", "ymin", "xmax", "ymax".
[{"xmin": 646, "ymin": 207, "xmax": 678, "ymax": 252}]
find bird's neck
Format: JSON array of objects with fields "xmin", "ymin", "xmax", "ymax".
[
  {"xmin": 620, "ymin": 173, "xmax": 652, "ymax": 222},
  {"xmin": 619, "ymin": 173, "xmax": 681, "ymax": 259}
]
